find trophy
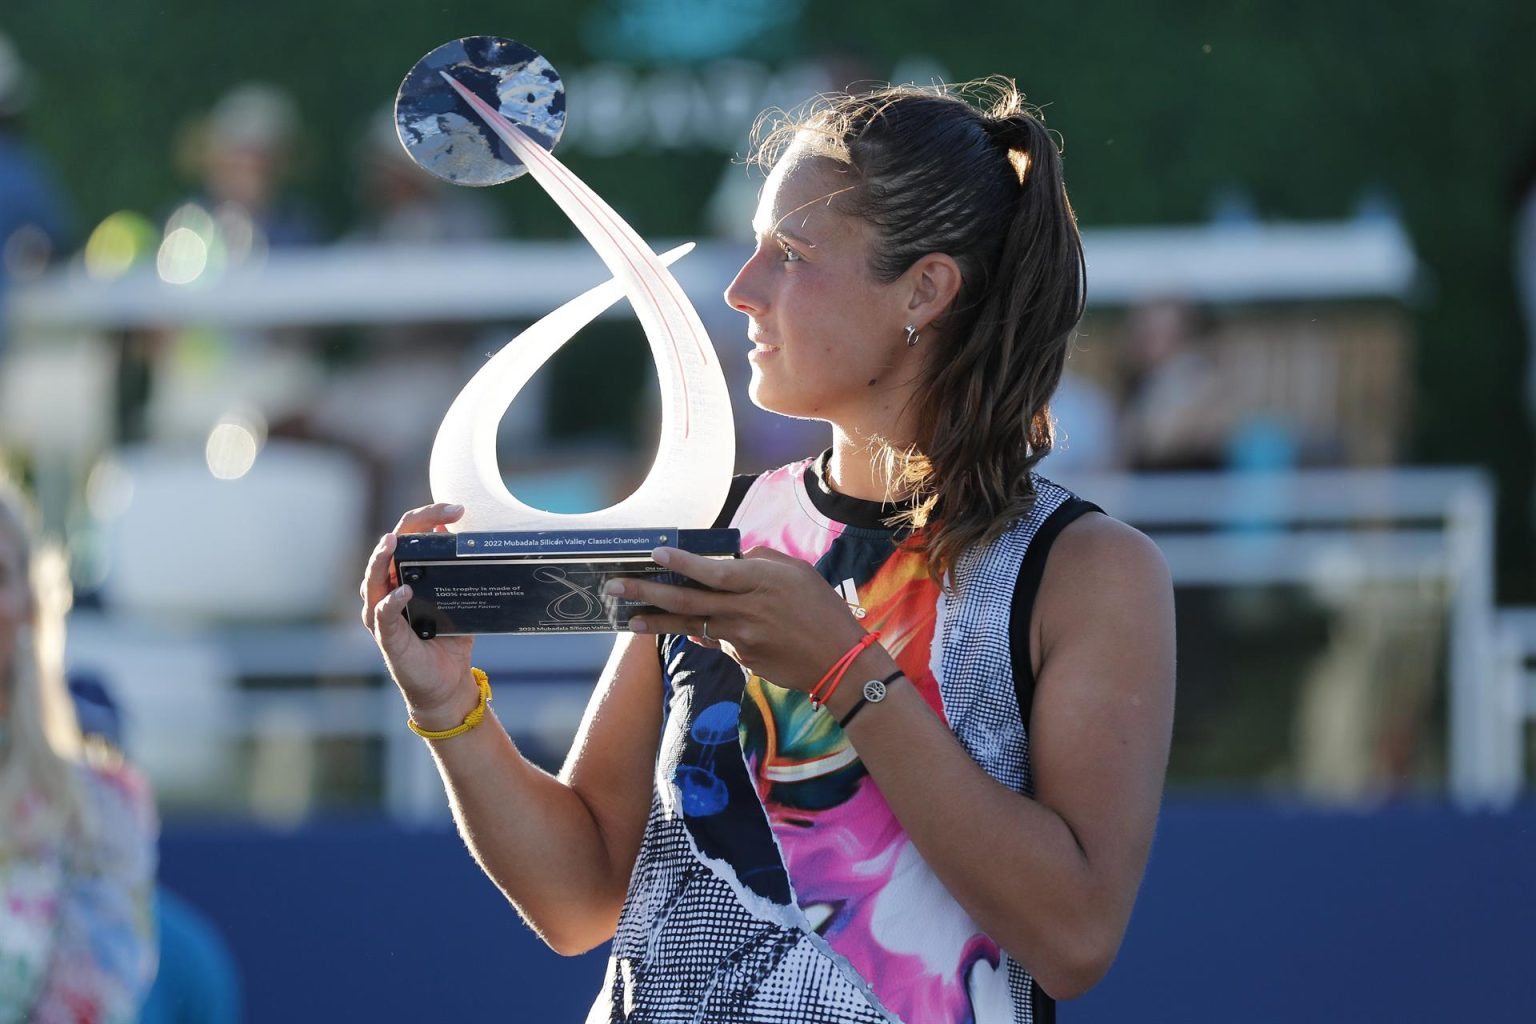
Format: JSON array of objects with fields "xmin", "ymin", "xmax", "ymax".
[{"xmin": 390, "ymin": 37, "xmax": 738, "ymax": 637}]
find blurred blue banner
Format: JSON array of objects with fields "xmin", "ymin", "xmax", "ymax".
[{"xmin": 158, "ymin": 799, "xmax": 1535, "ymax": 1022}]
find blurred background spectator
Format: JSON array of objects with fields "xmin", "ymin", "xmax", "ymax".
[
  {"xmin": 173, "ymin": 81, "xmax": 320, "ymax": 255},
  {"xmin": 0, "ymin": 478, "xmax": 157, "ymax": 1023},
  {"xmin": 1116, "ymin": 298, "xmax": 1233, "ymax": 471},
  {"xmin": 66, "ymin": 672, "xmax": 242, "ymax": 1024},
  {"xmin": 1039, "ymin": 368, "xmax": 1118, "ymax": 473},
  {"xmin": 0, "ymin": 30, "xmax": 70, "ymax": 356},
  {"xmin": 129, "ymin": 82, "xmax": 326, "ymax": 451}
]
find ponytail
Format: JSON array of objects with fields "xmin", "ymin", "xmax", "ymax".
[{"xmin": 902, "ymin": 91, "xmax": 1085, "ymax": 583}]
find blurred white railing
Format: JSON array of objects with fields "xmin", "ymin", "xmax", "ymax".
[{"xmin": 8, "ymin": 217, "xmax": 1417, "ymax": 333}]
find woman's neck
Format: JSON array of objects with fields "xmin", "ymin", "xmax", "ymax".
[{"xmin": 826, "ymin": 428, "xmax": 914, "ymax": 503}]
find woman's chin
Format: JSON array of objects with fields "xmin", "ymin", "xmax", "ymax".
[
  {"xmin": 748, "ymin": 379, "xmax": 795, "ymax": 418},
  {"xmin": 748, "ymin": 372, "xmax": 832, "ymax": 423},
  {"xmin": 746, "ymin": 375, "xmax": 777, "ymax": 413}
]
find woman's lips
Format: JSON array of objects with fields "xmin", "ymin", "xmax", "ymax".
[{"xmin": 748, "ymin": 337, "xmax": 779, "ymax": 362}]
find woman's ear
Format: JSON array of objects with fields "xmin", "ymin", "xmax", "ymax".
[{"xmin": 902, "ymin": 252, "xmax": 963, "ymax": 333}]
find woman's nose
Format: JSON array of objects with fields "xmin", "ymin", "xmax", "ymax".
[{"xmin": 723, "ymin": 251, "xmax": 765, "ymax": 315}]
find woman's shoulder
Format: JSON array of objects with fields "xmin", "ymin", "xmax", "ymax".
[
  {"xmin": 1038, "ymin": 507, "xmax": 1172, "ymax": 625},
  {"xmin": 1055, "ymin": 509, "xmax": 1164, "ymax": 571}
]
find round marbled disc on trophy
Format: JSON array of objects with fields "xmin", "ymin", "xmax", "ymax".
[
  {"xmin": 395, "ymin": 36, "xmax": 566, "ymax": 186},
  {"xmin": 389, "ymin": 37, "xmax": 737, "ymax": 637}
]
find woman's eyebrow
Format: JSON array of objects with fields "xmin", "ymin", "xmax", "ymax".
[
  {"xmin": 749, "ymin": 219, "xmax": 818, "ymax": 250},
  {"xmin": 773, "ymin": 227, "xmax": 817, "ymax": 249}
]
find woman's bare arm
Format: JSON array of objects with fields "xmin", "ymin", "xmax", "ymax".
[
  {"xmin": 415, "ymin": 634, "xmax": 662, "ymax": 955},
  {"xmin": 363, "ymin": 504, "xmax": 661, "ymax": 954}
]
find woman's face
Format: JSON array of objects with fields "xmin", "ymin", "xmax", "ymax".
[
  {"xmin": 723, "ymin": 154, "xmax": 917, "ymax": 429},
  {"xmin": 0, "ymin": 525, "xmax": 27, "ymax": 697}
]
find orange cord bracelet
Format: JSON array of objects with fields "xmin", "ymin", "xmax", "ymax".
[{"xmin": 809, "ymin": 631, "xmax": 882, "ymax": 710}]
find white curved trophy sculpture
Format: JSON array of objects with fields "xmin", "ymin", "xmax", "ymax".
[
  {"xmin": 390, "ymin": 37, "xmax": 738, "ymax": 636},
  {"xmin": 395, "ymin": 37, "xmax": 734, "ymax": 534}
]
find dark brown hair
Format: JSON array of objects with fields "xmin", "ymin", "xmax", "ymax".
[{"xmin": 753, "ymin": 78, "xmax": 1087, "ymax": 583}]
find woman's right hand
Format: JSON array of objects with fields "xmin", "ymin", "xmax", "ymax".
[{"xmin": 360, "ymin": 502, "xmax": 477, "ymax": 729}]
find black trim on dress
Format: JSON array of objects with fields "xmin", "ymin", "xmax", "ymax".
[{"xmin": 1008, "ymin": 496, "xmax": 1103, "ymax": 734}]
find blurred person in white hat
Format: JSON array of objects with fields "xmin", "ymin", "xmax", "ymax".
[
  {"xmin": 140, "ymin": 82, "xmax": 328, "ymax": 446},
  {"xmin": 172, "ymin": 80, "xmax": 320, "ymax": 258}
]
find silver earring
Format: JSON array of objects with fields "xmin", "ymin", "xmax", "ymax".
[{"xmin": 904, "ymin": 323, "xmax": 920, "ymax": 347}]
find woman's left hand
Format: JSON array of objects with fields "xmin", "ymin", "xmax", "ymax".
[{"xmin": 608, "ymin": 545, "xmax": 869, "ymax": 692}]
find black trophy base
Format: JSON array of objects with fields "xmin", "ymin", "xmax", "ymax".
[{"xmin": 393, "ymin": 527, "xmax": 740, "ymax": 637}]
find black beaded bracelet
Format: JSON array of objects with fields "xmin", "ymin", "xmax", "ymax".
[{"xmin": 838, "ymin": 671, "xmax": 905, "ymax": 729}]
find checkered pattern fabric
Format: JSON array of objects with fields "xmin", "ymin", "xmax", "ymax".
[
  {"xmin": 596, "ymin": 801, "xmax": 894, "ymax": 1023},
  {"xmin": 939, "ymin": 475, "xmax": 1074, "ymax": 1022},
  {"xmin": 940, "ymin": 475, "xmax": 1073, "ymax": 798}
]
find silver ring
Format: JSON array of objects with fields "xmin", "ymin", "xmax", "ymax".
[{"xmin": 701, "ymin": 618, "xmax": 713, "ymax": 642}]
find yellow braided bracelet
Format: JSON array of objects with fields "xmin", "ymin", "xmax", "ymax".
[{"xmin": 407, "ymin": 667, "xmax": 492, "ymax": 740}]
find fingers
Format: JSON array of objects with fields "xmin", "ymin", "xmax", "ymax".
[
  {"xmin": 650, "ymin": 546, "xmax": 748, "ymax": 591},
  {"xmin": 392, "ymin": 502, "xmax": 465, "ymax": 536},
  {"xmin": 371, "ymin": 582, "xmax": 415, "ymax": 659},
  {"xmin": 362, "ymin": 503, "xmax": 462, "ymax": 633},
  {"xmin": 605, "ymin": 574, "xmax": 718, "ymax": 619},
  {"xmin": 359, "ymin": 532, "xmax": 399, "ymax": 632},
  {"xmin": 623, "ymin": 545, "xmax": 815, "ymax": 637}
]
